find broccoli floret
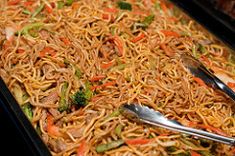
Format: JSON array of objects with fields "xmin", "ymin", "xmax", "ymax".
[{"xmin": 71, "ymin": 83, "xmax": 93, "ymax": 107}]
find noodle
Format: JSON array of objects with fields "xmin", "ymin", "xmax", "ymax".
[{"xmin": 0, "ymin": 0, "xmax": 235, "ymax": 155}]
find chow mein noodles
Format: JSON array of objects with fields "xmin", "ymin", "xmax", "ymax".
[{"xmin": 0, "ymin": 0, "xmax": 235, "ymax": 155}]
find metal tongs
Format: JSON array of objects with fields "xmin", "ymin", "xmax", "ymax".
[
  {"xmin": 121, "ymin": 104, "xmax": 235, "ymax": 145},
  {"xmin": 180, "ymin": 53, "xmax": 235, "ymax": 101}
]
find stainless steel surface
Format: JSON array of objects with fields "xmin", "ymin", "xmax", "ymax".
[
  {"xmin": 121, "ymin": 104, "xmax": 235, "ymax": 145},
  {"xmin": 181, "ymin": 53, "xmax": 235, "ymax": 102}
]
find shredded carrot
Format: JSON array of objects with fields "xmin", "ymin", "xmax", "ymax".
[
  {"xmin": 8, "ymin": 0, "xmax": 21, "ymax": 5},
  {"xmin": 131, "ymin": 33, "xmax": 145, "ymax": 43},
  {"xmin": 39, "ymin": 47, "xmax": 56, "ymax": 58},
  {"xmin": 100, "ymin": 60, "xmax": 115, "ymax": 69},
  {"xmin": 197, "ymin": 124, "xmax": 228, "ymax": 136},
  {"xmin": 45, "ymin": 4, "xmax": 53, "ymax": 13},
  {"xmin": 91, "ymin": 81, "xmax": 116, "ymax": 91},
  {"xmin": 167, "ymin": 17, "xmax": 178, "ymax": 22},
  {"xmin": 125, "ymin": 138, "xmax": 153, "ymax": 145},
  {"xmin": 77, "ymin": 140, "xmax": 87, "ymax": 156},
  {"xmin": 102, "ymin": 14, "xmax": 114, "ymax": 21},
  {"xmin": 192, "ymin": 77, "xmax": 207, "ymax": 87},
  {"xmin": 47, "ymin": 114, "xmax": 61, "ymax": 136},
  {"xmin": 200, "ymin": 55, "xmax": 211, "ymax": 66},
  {"xmin": 3, "ymin": 40, "xmax": 12, "ymax": 50},
  {"xmin": 112, "ymin": 35, "xmax": 124, "ymax": 56},
  {"xmin": 160, "ymin": 1, "xmax": 168, "ymax": 14},
  {"xmin": 160, "ymin": 30, "xmax": 180, "ymax": 37},
  {"xmin": 90, "ymin": 75, "xmax": 106, "ymax": 82},
  {"xmin": 160, "ymin": 43, "xmax": 174, "ymax": 57},
  {"xmin": 190, "ymin": 150, "xmax": 201, "ymax": 156},
  {"xmin": 60, "ymin": 37, "xmax": 71, "ymax": 45},
  {"xmin": 104, "ymin": 8, "xmax": 118, "ymax": 13},
  {"xmin": 232, "ymin": 147, "xmax": 235, "ymax": 154},
  {"xmin": 91, "ymin": 95, "xmax": 102, "ymax": 102},
  {"xmin": 23, "ymin": 1, "xmax": 34, "ymax": 7},
  {"xmin": 72, "ymin": 2, "xmax": 80, "ymax": 10},
  {"xmin": 227, "ymin": 82, "xmax": 235, "ymax": 88},
  {"xmin": 17, "ymin": 48, "xmax": 25, "ymax": 53}
]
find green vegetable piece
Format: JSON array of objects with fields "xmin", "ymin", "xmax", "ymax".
[
  {"xmin": 198, "ymin": 150, "xmax": 214, "ymax": 156},
  {"xmin": 136, "ymin": 14, "xmax": 155, "ymax": 29},
  {"xmin": 58, "ymin": 82, "xmax": 69, "ymax": 112},
  {"xmin": 31, "ymin": 4, "xmax": 44, "ymax": 18},
  {"xmin": 154, "ymin": 2, "xmax": 160, "ymax": 10},
  {"xmin": 198, "ymin": 44, "xmax": 207, "ymax": 54},
  {"xmin": 117, "ymin": 1, "xmax": 132, "ymax": 11},
  {"xmin": 57, "ymin": 1, "xmax": 64, "ymax": 9},
  {"xmin": 18, "ymin": 22, "xmax": 44, "ymax": 37},
  {"xmin": 96, "ymin": 139, "xmax": 124, "ymax": 153},
  {"xmin": 166, "ymin": 146, "xmax": 178, "ymax": 152},
  {"xmin": 21, "ymin": 103, "xmax": 33, "ymax": 121},
  {"xmin": 71, "ymin": 82, "xmax": 93, "ymax": 107},
  {"xmin": 115, "ymin": 124, "xmax": 123, "ymax": 137},
  {"xmin": 107, "ymin": 109, "xmax": 121, "ymax": 119},
  {"xmin": 66, "ymin": 0, "xmax": 73, "ymax": 6},
  {"xmin": 142, "ymin": 15, "xmax": 155, "ymax": 27},
  {"xmin": 75, "ymin": 67, "xmax": 82, "ymax": 79},
  {"xmin": 22, "ymin": 9, "xmax": 31, "ymax": 15}
]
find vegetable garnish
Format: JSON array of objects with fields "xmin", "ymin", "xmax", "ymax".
[
  {"xmin": 17, "ymin": 22, "xmax": 44, "ymax": 37},
  {"xmin": 96, "ymin": 139, "xmax": 124, "ymax": 153},
  {"xmin": 125, "ymin": 138, "xmax": 154, "ymax": 145},
  {"xmin": 160, "ymin": 43, "xmax": 174, "ymax": 56},
  {"xmin": 190, "ymin": 150, "xmax": 202, "ymax": 156},
  {"xmin": 21, "ymin": 103, "xmax": 33, "ymax": 121},
  {"xmin": 131, "ymin": 32, "xmax": 145, "ymax": 43},
  {"xmin": 77, "ymin": 140, "xmax": 87, "ymax": 156},
  {"xmin": 39, "ymin": 47, "xmax": 56, "ymax": 58},
  {"xmin": 137, "ymin": 14, "xmax": 155, "ymax": 29},
  {"xmin": 57, "ymin": 1, "xmax": 65, "ymax": 9},
  {"xmin": 31, "ymin": 4, "xmax": 45, "ymax": 18},
  {"xmin": 58, "ymin": 82, "xmax": 69, "ymax": 112},
  {"xmin": 66, "ymin": 0, "xmax": 74, "ymax": 6},
  {"xmin": 7, "ymin": 0, "xmax": 21, "ymax": 5},
  {"xmin": 160, "ymin": 30, "xmax": 180, "ymax": 37},
  {"xmin": 90, "ymin": 75, "xmax": 106, "ymax": 82},
  {"xmin": 71, "ymin": 82, "xmax": 93, "ymax": 107},
  {"xmin": 192, "ymin": 77, "xmax": 207, "ymax": 87},
  {"xmin": 101, "ymin": 60, "xmax": 115, "ymax": 69},
  {"xmin": 46, "ymin": 114, "xmax": 61, "ymax": 136},
  {"xmin": 117, "ymin": 1, "xmax": 132, "ymax": 11}
]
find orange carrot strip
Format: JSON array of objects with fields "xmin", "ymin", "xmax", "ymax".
[
  {"xmin": 193, "ymin": 77, "xmax": 207, "ymax": 87},
  {"xmin": 17, "ymin": 48, "xmax": 25, "ymax": 53},
  {"xmin": 60, "ymin": 37, "xmax": 71, "ymax": 45},
  {"xmin": 77, "ymin": 140, "xmax": 87, "ymax": 156},
  {"xmin": 125, "ymin": 138, "xmax": 153, "ymax": 145},
  {"xmin": 102, "ymin": 13, "xmax": 109, "ymax": 20},
  {"xmin": 200, "ymin": 55, "xmax": 211, "ymax": 66},
  {"xmin": 45, "ymin": 4, "xmax": 53, "ymax": 13},
  {"xmin": 23, "ymin": 1, "xmax": 34, "ymax": 7},
  {"xmin": 100, "ymin": 60, "xmax": 115, "ymax": 69},
  {"xmin": 8, "ymin": 0, "xmax": 21, "ymax": 5},
  {"xmin": 160, "ymin": 30, "xmax": 180, "ymax": 37},
  {"xmin": 131, "ymin": 33, "xmax": 145, "ymax": 43},
  {"xmin": 190, "ymin": 150, "xmax": 202, "ymax": 156},
  {"xmin": 197, "ymin": 124, "xmax": 228, "ymax": 136},
  {"xmin": 160, "ymin": 1, "xmax": 168, "ymax": 14},
  {"xmin": 47, "ymin": 114, "xmax": 61, "ymax": 136},
  {"xmin": 227, "ymin": 82, "xmax": 235, "ymax": 88},
  {"xmin": 90, "ymin": 75, "xmax": 106, "ymax": 82},
  {"xmin": 91, "ymin": 81, "xmax": 116, "ymax": 91},
  {"xmin": 72, "ymin": 2, "xmax": 80, "ymax": 10},
  {"xmin": 160, "ymin": 43, "xmax": 174, "ymax": 57},
  {"xmin": 39, "ymin": 47, "xmax": 56, "ymax": 58},
  {"xmin": 112, "ymin": 35, "xmax": 124, "ymax": 56},
  {"xmin": 104, "ymin": 8, "xmax": 118, "ymax": 13}
]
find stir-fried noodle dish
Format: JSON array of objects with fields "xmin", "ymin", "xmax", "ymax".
[{"xmin": 1, "ymin": 0, "xmax": 235, "ymax": 155}]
